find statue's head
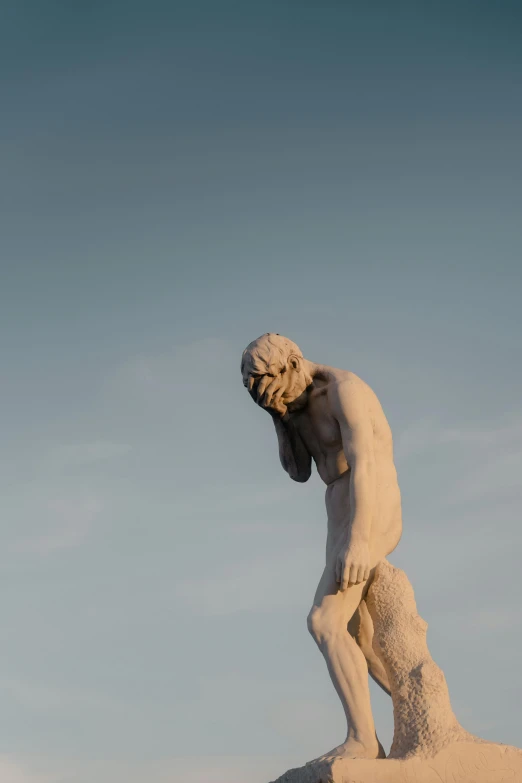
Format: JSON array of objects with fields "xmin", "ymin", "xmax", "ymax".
[{"xmin": 241, "ymin": 333, "xmax": 310, "ymax": 408}]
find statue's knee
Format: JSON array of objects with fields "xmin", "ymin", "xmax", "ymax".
[{"xmin": 307, "ymin": 606, "xmax": 336, "ymax": 645}]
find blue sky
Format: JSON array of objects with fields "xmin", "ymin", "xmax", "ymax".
[{"xmin": 1, "ymin": 2, "xmax": 521, "ymax": 781}]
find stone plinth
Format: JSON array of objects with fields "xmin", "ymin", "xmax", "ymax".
[{"xmin": 272, "ymin": 742, "xmax": 522, "ymax": 782}]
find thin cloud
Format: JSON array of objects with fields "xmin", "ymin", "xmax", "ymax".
[
  {"xmin": 267, "ymin": 698, "xmax": 341, "ymax": 748},
  {"xmin": 12, "ymin": 493, "xmax": 102, "ymax": 556},
  {"xmin": 3, "ymin": 438, "xmax": 132, "ymax": 559},
  {"xmin": 464, "ymin": 608, "xmax": 522, "ymax": 634},
  {"xmin": 45, "ymin": 441, "xmax": 131, "ymax": 471},
  {"xmin": 175, "ymin": 545, "xmax": 320, "ymax": 616},
  {"xmin": 10, "ymin": 755, "xmax": 299, "ymax": 783},
  {"xmin": 394, "ymin": 413, "xmax": 522, "ymax": 464},
  {"xmin": 0, "ymin": 756, "xmax": 48, "ymax": 783},
  {"xmin": 104, "ymin": 337, "xmax": 234, "ymax": 402},
  {"xmin": 0, "ymin": 677, "xmax": 128, "ymax": 716},
  {"xmin": 395, "ymin": 411, "xmax": 522, "ymax": 507}
]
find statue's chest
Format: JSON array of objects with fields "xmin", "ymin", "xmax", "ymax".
[{"xmin": 292, "ymin": 397, "xmax": 341, "ymax": 454}]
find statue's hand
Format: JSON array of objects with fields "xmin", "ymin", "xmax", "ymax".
[
  {"xmin": 336, "ymin": 540, "xmax": 371, "ymax": 591},
  {"xmin": 254, "ymin": 373, "xmax": 288, "ymax": 417}
]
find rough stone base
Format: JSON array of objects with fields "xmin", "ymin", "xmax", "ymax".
[{"xmin": 271, "ymin": 742, "xmax": 522, "ymax": 783}]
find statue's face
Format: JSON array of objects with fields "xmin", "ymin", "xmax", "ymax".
[{"xmin": 242, "ymin": 358, "xmax": 309, "ymax": 411}]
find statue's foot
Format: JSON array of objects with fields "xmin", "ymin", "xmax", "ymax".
[{"xmin": 306, "ymin": 736, "xmax": 385, "ymax": 764}]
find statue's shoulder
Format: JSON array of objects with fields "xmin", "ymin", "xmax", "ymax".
[
  {"xmin": 324, "ymin": 367, "xmax": 364, "ymax": 393},
  {"xmin": 322, "ymin": 370, "xmax": 367, "ymax": 412}
]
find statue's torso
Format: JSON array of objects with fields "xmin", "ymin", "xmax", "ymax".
[{"xmin": 289, "ymin": 369, "xmax": 402, "ymax": 554}]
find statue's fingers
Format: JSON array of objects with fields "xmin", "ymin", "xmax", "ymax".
[
  {"xmin": 247, "ymin": 375, "xmax": 255, "ymax": 393},
  {"xmin": 256, "ymin": 375, "xmax": 271, "ymax": 402},
  {"xmin": 339, "ymin": 561, "xmax": 349, "ymax": 591},
  {"xmin": 263, "ymin": 376, "xmax": 280, "ymax": 406},
  {"xmin": 363, "ymin": 566, "xmax": 371, "ymax": 582},
  {"xmin": 356, "ymin": 565, "xmax": 366, "ymax": 584},
  {"xmin": 271, "ymin": 385, "xmax": 286, "ymax": 411},
  {"xmin": 348, "ymin": 565, "xmax": 359, "ymax": 585}
]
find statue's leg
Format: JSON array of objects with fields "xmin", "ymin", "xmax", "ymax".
[
  {"xmin": 306, "ymin": 558, "xmax": 385, "ymax": 762},
  {"xmin": 349, "ymin": 599, "xmax": 391, "ymax": 696}
]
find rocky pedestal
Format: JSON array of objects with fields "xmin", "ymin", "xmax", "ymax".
[{"xmin": 271, "ymin": 561, "xmax": 522, "ymax": 783}]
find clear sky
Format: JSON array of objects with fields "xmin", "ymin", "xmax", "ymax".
[{"xmin": 1, "ymin": 2, "xmax": 521, "ymax": 781}]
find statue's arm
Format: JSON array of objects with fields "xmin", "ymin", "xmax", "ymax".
[
  {"xmin": 271, "ymin": 414, "xmax": 312, "ymax": 483},
  {"xmin": 332, "ymin": 381, "xmax": 376, "ymax": 547}
]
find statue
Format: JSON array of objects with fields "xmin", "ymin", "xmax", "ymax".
[
  {"xmin": 241, "ymin": 332, "xmax": 400, "ymax": 761},
  {"xmin": 241, "ymin": 333, "xmax": 522, "ymax": 783}
]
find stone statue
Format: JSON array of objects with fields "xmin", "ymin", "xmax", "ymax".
[
  {"xmin": 241, "ymin": 332, "xmax": 400, "ymax": 761},
  {"xmin": 241, "ymin": 333, "xmax": 522, "ymax": 783}
]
